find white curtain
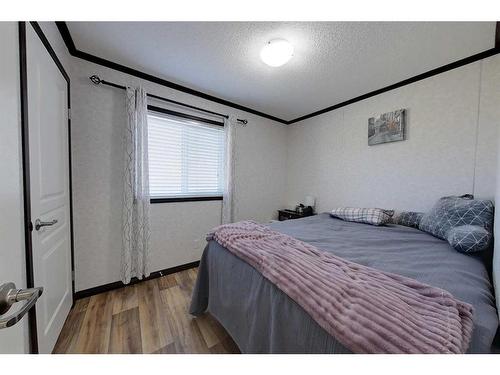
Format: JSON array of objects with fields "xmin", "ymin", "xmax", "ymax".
[
  {"xmin": 122, "ymin": 86, "xmax": 151, "ymax": 284},
  {"xmin": 222, "ymin": 117, "xmax": 235, "ymax": 224}
]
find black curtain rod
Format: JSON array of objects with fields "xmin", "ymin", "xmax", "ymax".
[{"xmin": 89, "ymin": 75, "xmax": 242, "ymax": 122}]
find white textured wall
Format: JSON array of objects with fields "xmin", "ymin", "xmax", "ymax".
[
  {"xmin": 70, "ymin": 58, "xmax": 288, "ymax": 291},
  {"xmin": 286, "ymin": 56, "xmax": 500, "ymax": 213},
  {"xmin": 42, "ymin": 20, "xmax": 499, "ymax": 297},
  {"xmin": 484, "ymin": 56, "xmax": 500, "ymax": 317}
]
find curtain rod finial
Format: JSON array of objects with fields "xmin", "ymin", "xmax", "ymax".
[{"xmin": 89, "ymin": 75, "xmax": 102, "ymax": 85}]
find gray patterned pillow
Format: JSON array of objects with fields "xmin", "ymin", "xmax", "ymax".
[
  {"xmin": 419, "ymin": 195, "xmax": 494, "ymax": 252},
  {"xmin": 447, "ymin": 225, "xmax": 492, "ymax": 253},
  {"xmin": 391, "ymin": 211, "xmax": 424, "ymax": 228}
]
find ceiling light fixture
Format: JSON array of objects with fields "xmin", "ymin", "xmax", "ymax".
[{"xmin": 260, "ymin": 39, "xmax": 294, "ymax": 67}]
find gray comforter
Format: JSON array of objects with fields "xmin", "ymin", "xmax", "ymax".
[{"xmin": 190, "ymin": 213, "xmax": 499, "ymax": 353}]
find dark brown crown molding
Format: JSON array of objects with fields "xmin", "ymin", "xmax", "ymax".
[
  {"xmin": 289, "ymin": 44, "xmax": 500, "ymax": 124},
  {"xmin": 56, "ymin": 21, "xmax": 500, "ymax": 125},
  {"xmin": 55, "ymin": 22, "xmax": 288, "ymax": 124},
  {"xmin": 55, "ymin": 21, "xmax": 77, "ymax": 55}
]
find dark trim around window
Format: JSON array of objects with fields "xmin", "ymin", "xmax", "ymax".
[
  {"xmin": 150, "ymin": 196, "xmax": 223, "ymax": 204},
  {"xmin": 148, "ymin": 105, "xmax": 224, "ymax": 127},
  {"xmin": 148, "ymin": 107, "xmax": 225, "ymax": 203}
]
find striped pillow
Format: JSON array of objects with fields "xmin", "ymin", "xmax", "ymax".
[{"xmin": 330, "ymin": 207, "xmax": 393, "ymax": 226}]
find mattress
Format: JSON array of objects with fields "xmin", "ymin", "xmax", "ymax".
[{"xmin": 189, "ymin": 213, "xmax": 499, "ymax": 353}]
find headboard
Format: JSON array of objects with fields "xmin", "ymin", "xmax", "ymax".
[{"xmin": 493, "ymin": 217, "xmax": 500, "ymax": 321}]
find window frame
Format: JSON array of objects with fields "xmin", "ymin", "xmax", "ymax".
[{"xmin": 147, "ymin": 105, "xmax": 225, "ymax": 204}]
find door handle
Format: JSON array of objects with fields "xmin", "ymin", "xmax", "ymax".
[
  {"xmin": 34, "ymin": 218, "xmax": 58, "ymax": 231},
  {"xmin": 0, "ymin": 283, "xmax": 43, "ymax": 329}
]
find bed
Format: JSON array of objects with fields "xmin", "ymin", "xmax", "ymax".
[{"xmin": 189, "ymin": 213, "xmax": 499, "ymax": 353}]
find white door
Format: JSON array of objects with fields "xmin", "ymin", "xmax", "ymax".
[{"xmin": 26, "ymin": 23, "xmax": 73, "ymax": 354}]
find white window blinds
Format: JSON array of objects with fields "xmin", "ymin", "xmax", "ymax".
[{"xmin": 147, "ymin": 110, "xmax": 225, "ymax": 199}]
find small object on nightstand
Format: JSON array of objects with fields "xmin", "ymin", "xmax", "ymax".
[{"xmin": 278, "ymin": 209, "xmax": 315, "ymax": 221}]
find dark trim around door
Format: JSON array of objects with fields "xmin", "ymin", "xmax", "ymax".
[
  {"xmin": 19, "ymin": 21, "xmax": 75, "ymax": 353},
  {"xmin": 74, "ymin": 260, "xmax": 200, "ymax": 299},
  {"xmin": 496, "ymin": 22, "xmax": 500, "ymax": 49},
  {"xmin": 18, "ymin": 21, "xmax": 38, "ymax": 355},
  {"xmin": 30, "ymin": 22, "xmax": 70, "ymax": 82}
]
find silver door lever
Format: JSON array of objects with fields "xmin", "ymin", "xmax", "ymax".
[
  {"xmin": 0, "ymin": 283, "xmax": 43, "ymax": 329},
  {"xmin": 35, "ymin": 218, "xmax": 58, "ymax": 231}
]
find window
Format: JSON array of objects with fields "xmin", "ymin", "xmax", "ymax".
[{"xmin": 147, "ymin": 107, "xmax": 225, "ymax": 202}]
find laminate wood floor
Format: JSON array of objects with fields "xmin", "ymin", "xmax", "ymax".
[{"xmin": 53, "ymin": 268, "xmax": 240, "ymax": 354}]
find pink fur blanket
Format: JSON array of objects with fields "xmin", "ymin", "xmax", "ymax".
[{"xmin": 207, "ymin": 221, "xmax": 474, "ymax": 353}]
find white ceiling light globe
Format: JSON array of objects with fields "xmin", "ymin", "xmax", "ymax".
[{"xmin": 260, "ymin": 39, "xmax": 294, "ymax": 67}]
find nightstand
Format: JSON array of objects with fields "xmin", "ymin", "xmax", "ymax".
[{"xmin": 278, "ymin": 209, "xmax": 314, "ymax": 221}]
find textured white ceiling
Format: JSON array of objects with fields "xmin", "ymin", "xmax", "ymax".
[{"xmin": 67, "ymin": 22, "xmax": 496, "ymax": 121}]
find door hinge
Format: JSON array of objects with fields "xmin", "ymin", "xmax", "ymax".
[
  {"xmin": 28, "ymin": 220, "xmax": 33, "ymax": 232},
  {"xmin": 71, "ymin": 270, "xmax": 75, "ymax": 281},
  {"xmin": 67, "ymin": 108, "xmax": 71, "ymax": 120}
]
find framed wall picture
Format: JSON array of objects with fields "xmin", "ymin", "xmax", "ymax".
[{"xmin": 368, "ymin": 109, "xmax": 406, "ymax": 146}]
